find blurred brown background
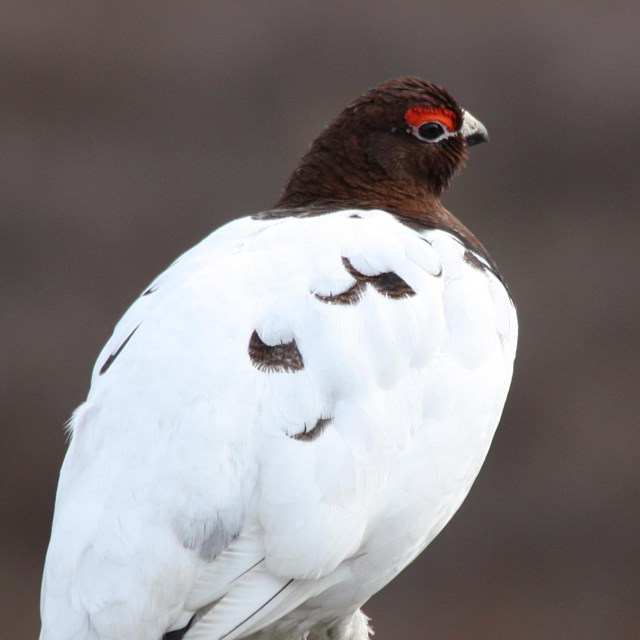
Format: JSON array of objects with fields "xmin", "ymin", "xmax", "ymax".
[{"xmin": 2, "ymin": 1, "xmax": 639, "ymax": 638}]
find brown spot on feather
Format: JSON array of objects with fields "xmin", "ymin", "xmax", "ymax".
[
  {"xmin": 315, "ymin": 257, "xmax": 416, "ymax": 304},
  {"xmin": 463, "ymin": 249, "xmax": 487, "ymax": 272},
  {"xmin": 291, "ymin": 417, "xmax": 332, "ymax": 442},
  {"xmin": 248, "ymin": 330, "xmax": 304, "ymax": 373},
  {"xmin": 314, "ymin": 282, "xmax": 365, "ymax": 305},
  {"xmin": 370, "ymin": 271, "xmax": 416, "ymax": 298},
  {"xmin": 341, "ymin": 257, "xmax": 365, "ymax": 280},
  {"xmin": 342, "ymin": 257, "xmax": 416, "ymax": 298}
]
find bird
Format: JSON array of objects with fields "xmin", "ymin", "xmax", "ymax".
[{"xmin": 40, "ymin": 76, "xmax": 517, "ymax": 640}]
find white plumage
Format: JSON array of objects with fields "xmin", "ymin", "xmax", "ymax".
[
  {"xmin": 41, "ymin": 76, "xmax": 518, "ymax": 640},
  {"xmin": 41, "ymin": 209, "xmax": 516, "ymax": 640}
]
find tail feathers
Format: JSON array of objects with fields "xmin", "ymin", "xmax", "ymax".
[
  {"xmin": 181, "ymin": 530, "xmax": 346, "ymax": 640},
  {"xmin": 186, "ymin": 530, "xmax": 266, "ymax": 611},
  {"xmin": 185, "ymin": 567, "xmax": 301, "ymax": 640}
]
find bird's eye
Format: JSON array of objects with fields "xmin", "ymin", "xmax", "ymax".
[{"xmin": 416, "ymin": 121, "xmax": 447, "ymax": 142}]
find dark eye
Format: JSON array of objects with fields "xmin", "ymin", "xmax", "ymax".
[{"xmin": 416, "ymin": 121, "xmax": 447, "ymax": 142}]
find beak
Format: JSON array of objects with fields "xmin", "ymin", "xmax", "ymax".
[{"xmin": 460, "ymin": 110, "xmax": 489, "ymax": 146}]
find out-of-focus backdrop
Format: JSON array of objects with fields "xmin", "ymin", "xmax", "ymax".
[{"xmin": 2, "ymin": 2, "xmax": 639, "ymax": 638}]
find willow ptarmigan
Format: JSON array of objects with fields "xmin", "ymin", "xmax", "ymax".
[{"xmin": 40, "ymin": 77, "xmax": 517, "ymax": 640}]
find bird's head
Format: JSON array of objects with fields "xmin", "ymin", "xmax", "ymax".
[{"xmin": 277, "ymin": 76, "xmax": 488, "ymax": 219}]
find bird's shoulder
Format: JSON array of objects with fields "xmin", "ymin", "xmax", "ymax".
[{"xmin": 91, "ymin": 208, "xmax": 450, "ymax": 389}]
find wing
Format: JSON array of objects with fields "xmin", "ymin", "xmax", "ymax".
[{"xmin": 40, "ymin": 209, "xmax": 516, "ymax": 640}]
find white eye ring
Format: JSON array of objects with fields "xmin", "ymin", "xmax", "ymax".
[{"xmin": 412, "ymin": 120, "xmax": 453, "ymax": 143}]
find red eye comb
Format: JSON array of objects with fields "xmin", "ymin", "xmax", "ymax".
[{"xmin": 404, "ymin": 106, "xmax": 457, "ymax": 132}]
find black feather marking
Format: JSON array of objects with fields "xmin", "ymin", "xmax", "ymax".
[
  {"xmin": 233, "ymin": 557, "xmax": 266, "ymax": 581},
  {"xmin": 248, "ymin": 330, "xmax": 304, "ymax": 373},
  {"xmin": 99, "ymin": 325, "xmax": 140, "ymax": 375},
  {"xmin": 163, "ymin": 627, "xmax": 188, "ymax": 640}
]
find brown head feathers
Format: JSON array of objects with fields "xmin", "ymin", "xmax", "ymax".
[
  {"xmin": 269, "ymin": 77, "xmax": 493, "ymax": 267},
  {"xmin": 278, "ymin": 77, "xmax": 481, "ymax": 210}
]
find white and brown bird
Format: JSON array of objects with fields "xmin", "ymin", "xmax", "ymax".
[{"xmin": 40, "ymin": 77, "xmax": 517, "ymax": 640}]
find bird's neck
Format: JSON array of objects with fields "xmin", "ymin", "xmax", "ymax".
[
  {"xmin": 275, "ymin": 145, "xmax": 441, "ymax": 220},
  {"xmin": 275, "ymin": 151, "xmax": 490, "ymax": 264}
]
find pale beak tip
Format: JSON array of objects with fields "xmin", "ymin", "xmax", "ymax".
[{"xmin": 460, "ymin": 110, "xmax": 489, "ymax": 146}]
